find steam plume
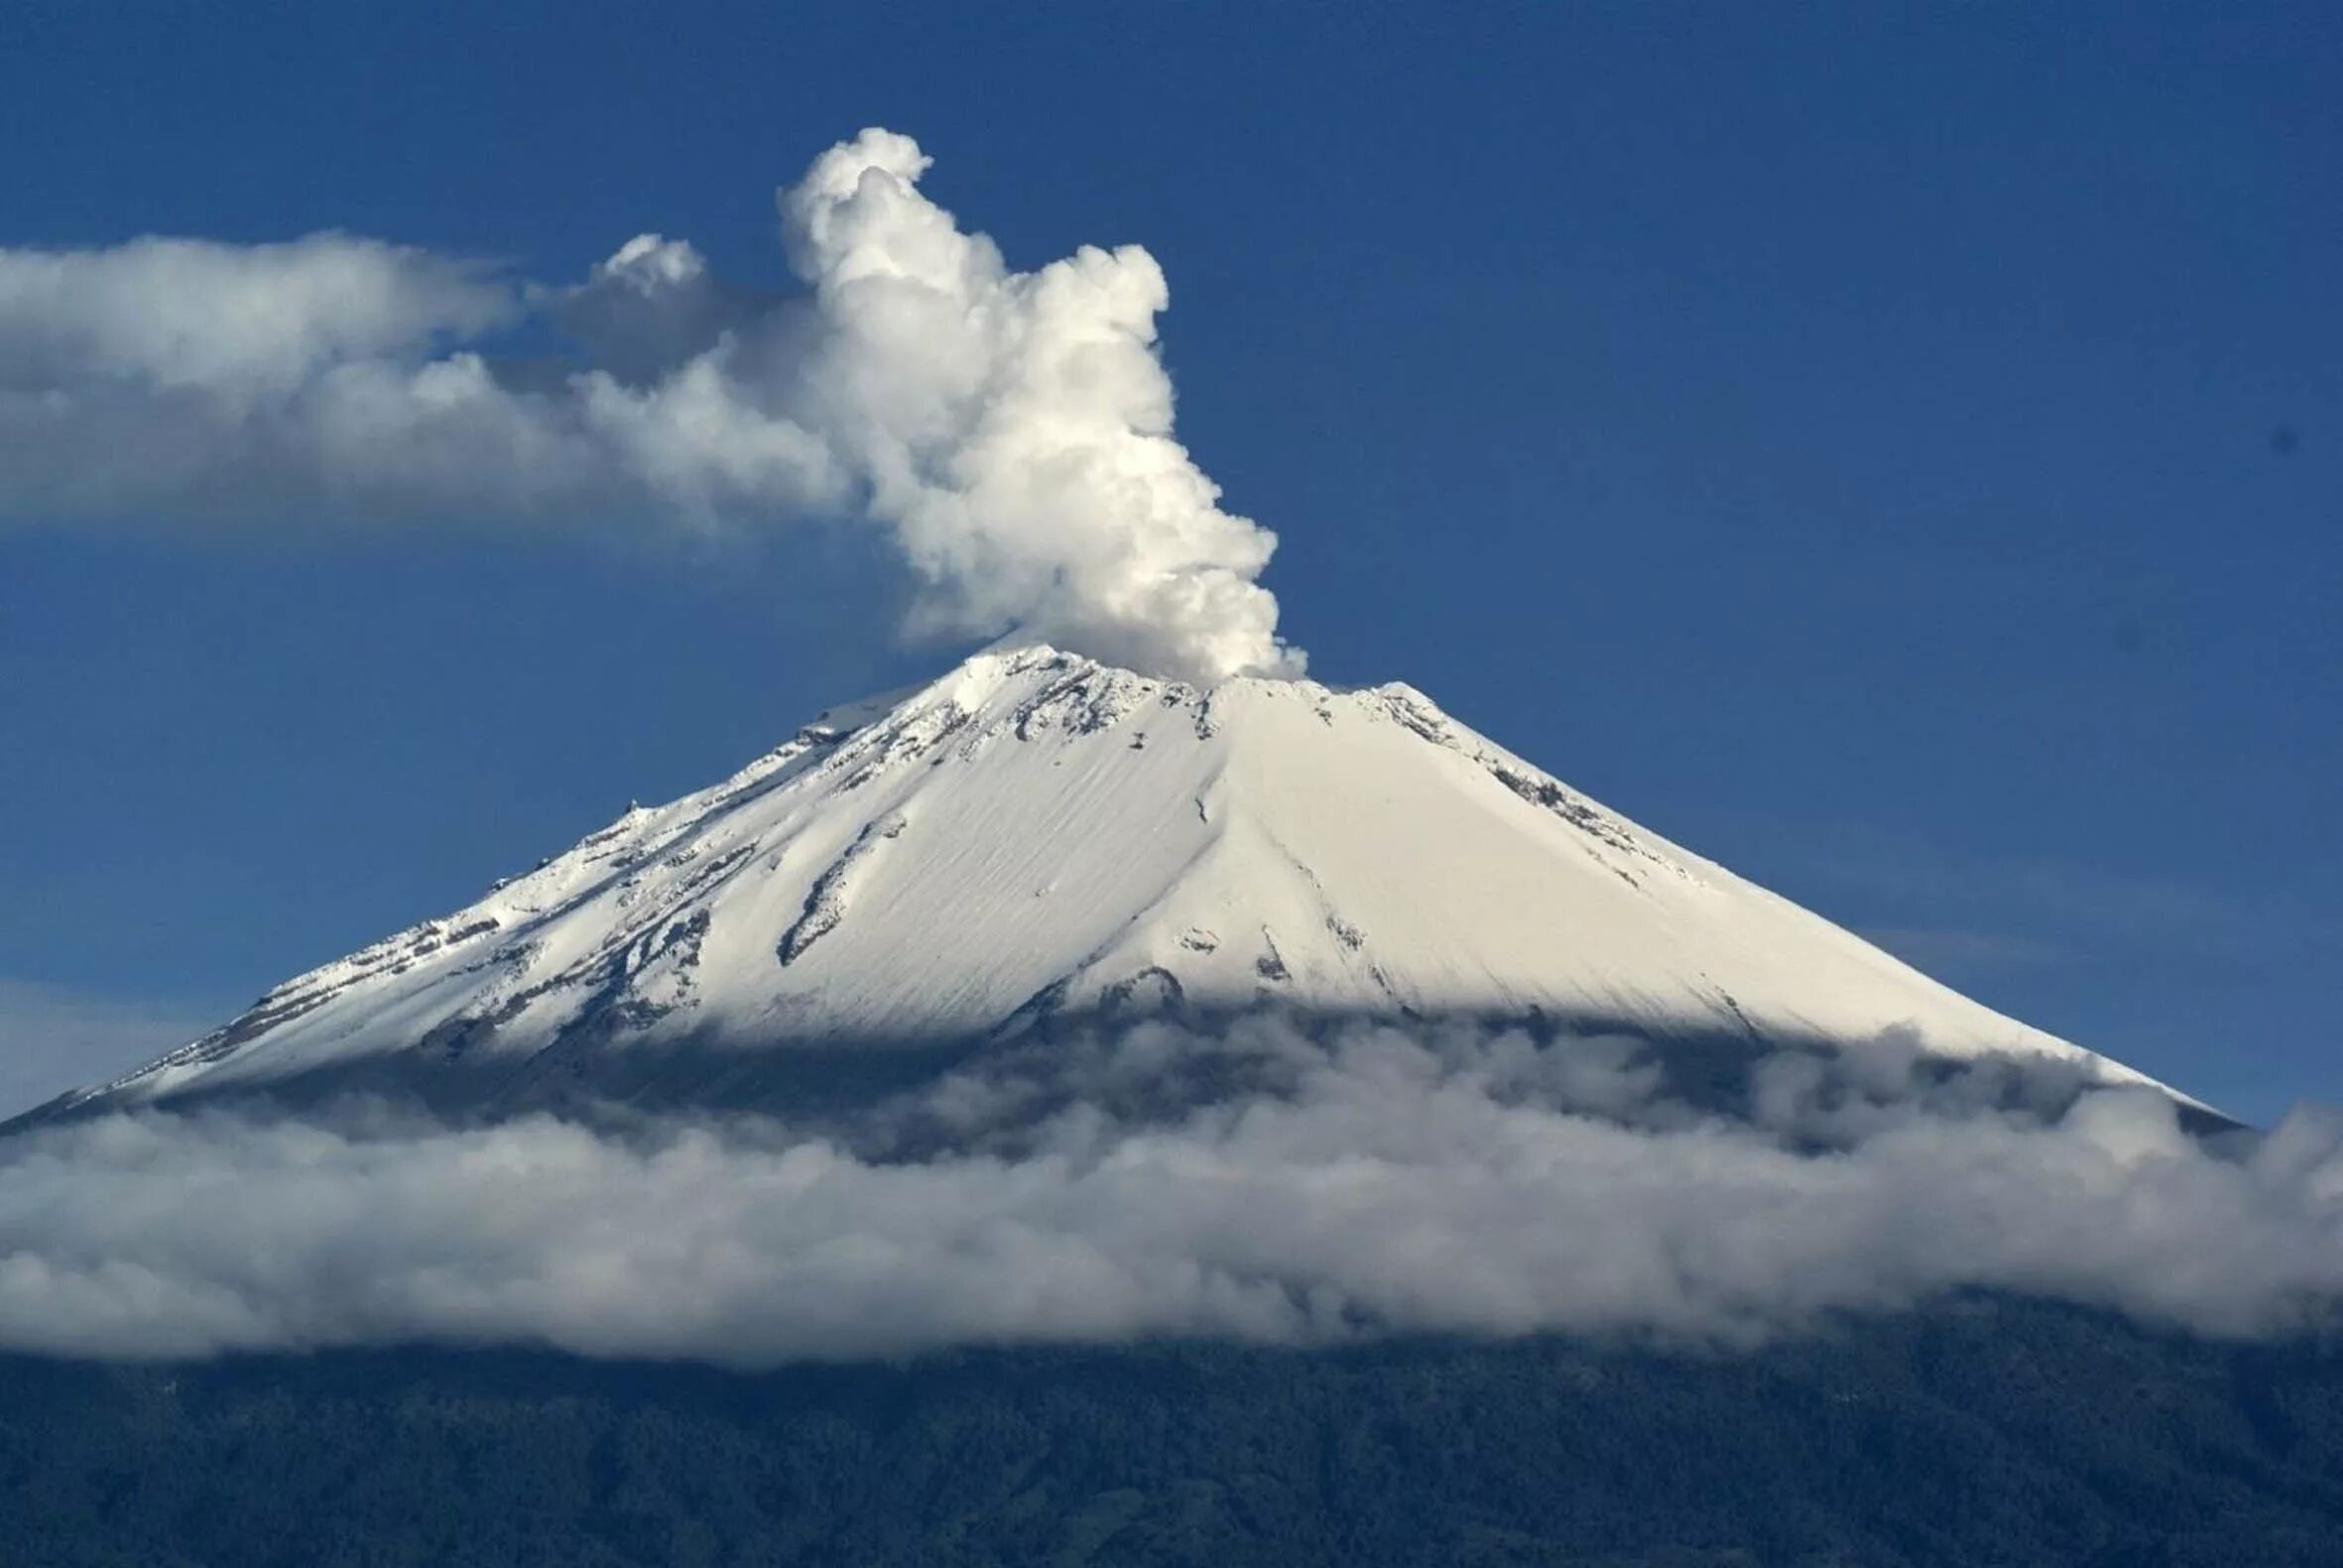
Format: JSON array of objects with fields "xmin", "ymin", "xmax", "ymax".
[{"xmin": 0, "ymin": 130, "xmax": 1299, "ymax": 682}]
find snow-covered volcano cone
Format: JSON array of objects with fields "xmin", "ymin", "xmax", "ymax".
[{"xmin": 32, "ymin": 646, "xmax": 2188, "ymax": 1124}]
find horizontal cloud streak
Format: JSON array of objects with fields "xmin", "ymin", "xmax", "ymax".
[
  {"xmin": 0, "ymin": 235, "xmax": 515, "ymax": 395},
  {"xmin": 2, "ymin": 1019, "xmax": 2336, "ymax": 1366},
  {"xmin": 0, "ymin": 129, "xmax": 1298, "ymax": 682},
  {"xmin": 0, "ymin": 980, "xmax": 228, "ymax": 1122}
]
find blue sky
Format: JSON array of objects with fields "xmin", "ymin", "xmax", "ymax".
[{"xmin": 1, "ymin": 1, "xmax": 2335, "ymax": 1121}]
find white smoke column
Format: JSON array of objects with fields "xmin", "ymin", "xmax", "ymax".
[
  {"xmin": 777, "ymin": 130, "xmax": 1298, "ymax": 681},
  {"xmin": 0, "ymin": 130, "xmax": 1303, "ymax": 684}
]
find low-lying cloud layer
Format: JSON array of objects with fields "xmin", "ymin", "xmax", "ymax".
[
  {"xmin": 0, "ymin": 129, "xmax": 1297, "ymax": 682},
  {"xmin": 3, "ymin": 1019, "xmax": 2337, "ymax": 1366}
]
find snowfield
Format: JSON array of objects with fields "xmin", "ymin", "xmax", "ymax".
[{"xmin": 49, "ymin": 645, "xmax": 2173, "ymax": 1118}]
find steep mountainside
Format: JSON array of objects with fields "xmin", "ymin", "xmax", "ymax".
[{"xmin": 45, "ymin": 645, "xmax": 2171, "ymax": 1119}]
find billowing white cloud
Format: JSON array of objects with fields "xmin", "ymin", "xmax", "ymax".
[
  {"xmin": 0, "ymin": 130, "xmax": 1299, "ymax": 682},
  {"xmin": 1, "ymin": 1019, "xmax": 2335, "ymax": 1365},
  {"xmin": 779, "ymin": 130, "xmax": 1292, "ymax": 681}
]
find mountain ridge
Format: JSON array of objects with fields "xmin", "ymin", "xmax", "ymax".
[{"xmin": 33, "ymin": 644, "xmax": 2183, "ymax": 1123}]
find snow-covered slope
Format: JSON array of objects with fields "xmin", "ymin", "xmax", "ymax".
[{"xmin": 52, "ymin": 645, "xmax": 2172, "ymax": 1117}]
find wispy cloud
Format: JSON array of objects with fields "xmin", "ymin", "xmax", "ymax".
[
  {"xmin": 0, "ymin": 980, "xmax": 219, "ymax": 1120},
  {"xmin": 1806, "ymin": 831, "xmax": 2298, "ymax": 963},
  {"xmin": 1858, "ymin": 927, "xmax": 2065, "ymax": 981}
]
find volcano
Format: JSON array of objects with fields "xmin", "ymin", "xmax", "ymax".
[{"xmin": 37, "ymin": 645, "xmax": 2176, "ymax": 1121}]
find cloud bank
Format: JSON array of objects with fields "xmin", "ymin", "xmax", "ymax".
[
  {"xmin": 0, "ymin": 129, "xmax": 1297, "ymax": 683},
  {"xmin": 2, "ymin": 1020, "xmax": 2337, "ymax": 1366}
]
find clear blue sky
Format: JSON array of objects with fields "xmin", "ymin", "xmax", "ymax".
[{"xmin": 1, "ymin": 1, "xmax": 2335, "ymax": 1122}]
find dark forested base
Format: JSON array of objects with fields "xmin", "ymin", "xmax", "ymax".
[{"xmin": 4, "ymin": 1299, "xmax": 2340, "ymax": 1568}]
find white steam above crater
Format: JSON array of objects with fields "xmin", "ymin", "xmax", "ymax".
[{"xmin": 0, "ymin": 128, "xmax": 1300, "ymax": 683}]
